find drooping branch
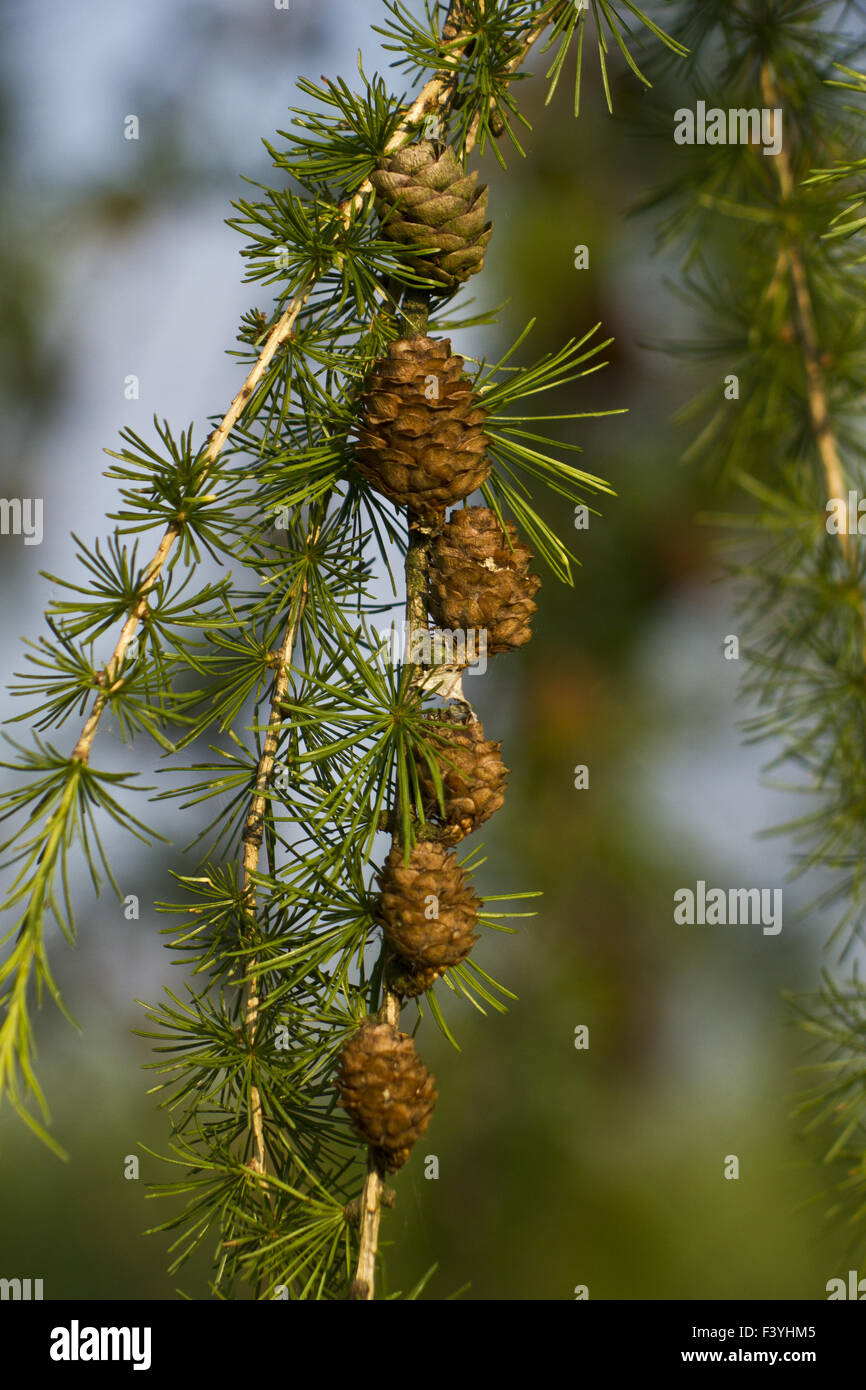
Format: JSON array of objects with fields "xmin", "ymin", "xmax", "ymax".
[
  {"xmin": 16, "ymin": 1, "xmax": 556, "ymax": 1167},
  {"xmin": 347, "ymin": 5, "xmax": 564, "ymax": 1302},
  {"xmin": 351, "ymin": 288, "xmax": 434, "ymax": 1300},
  {"xmin": 760, "ymin": 64, "xmax": 849, "ymax": 527},
  {"xmin": 240, "ymin": 555, "xmax": 314, "ymax": 1177}
]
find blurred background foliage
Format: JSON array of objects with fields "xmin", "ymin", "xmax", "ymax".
[{"xmin": 0, "ymin": 0, "xmax": 858, "ymax": 1299}]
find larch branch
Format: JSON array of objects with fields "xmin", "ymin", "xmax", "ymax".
[
  {"xmin": 348, "ymin": 0, "xmax": 557, "ymax": 1301},
  {"xmin": 760, "ymin": 64, "xmax": 849, "ymax": 528}
]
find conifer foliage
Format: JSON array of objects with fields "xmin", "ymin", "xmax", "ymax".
[
  {"xmin": 646, "ymin": 2, "xmax": 866, "ymax": 1248},
  {"xmin": 0, "ymin": 1, "xmax": 684, "ymax": 1298}
]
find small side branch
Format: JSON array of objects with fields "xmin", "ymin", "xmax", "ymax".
[
  {"xmin": 239, "ymin": 575, "xmax": 310, "ymax": 1176},
  {"xmin": 70, "ymin": 290, "xmax": 308, "ymax": 766}
]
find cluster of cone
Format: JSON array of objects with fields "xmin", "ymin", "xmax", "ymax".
[{"xmin": 337, "ymin": 136, "xmax": 541, "ymax": 1174}]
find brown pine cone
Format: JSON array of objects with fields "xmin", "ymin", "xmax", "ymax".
[
  {"xmin": 370, "ymin": 139, "xmax": 492, "ymax": 290},
  {"xmin": 378, "ymin": 840, "xmax": 480, "ymax": 996},
  {"xmin": 354, "ymin": 337, "xmax": 490, "ymax": 515},
  {"xmin": 428, "ymin": 506, "xmax": 542, "ymax": 654},
  {"xmin": 337, "ymin": 1020, "xmax": 437, "ymax": 1172},
  {"xmin": 384, "ymin": 958, "xmax": 444, "ymax": 1000},
  {"xmin": 414, "ymin": 713, "xmax": 508, "ymax": 844}
]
